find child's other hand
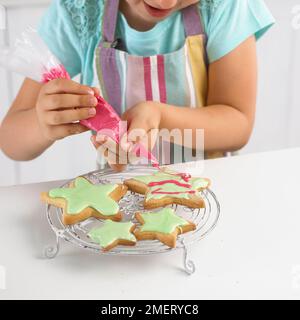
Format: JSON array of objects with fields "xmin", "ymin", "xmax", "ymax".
[
  {"xmin": 91, "ymin": 135, "xmax": 129, "ymax": 172},
  {"xmin": 36, "ymin": 79, "xmax": 99, "ymax": 142},
  {"xmin": 121, "ymin": 101, "xmax": 162, "ymax": 153},
  {"xmin": 91, "ymin": 101, "xmax": 162, "ymax": 172},
  {"xmin": 91, "ymin": 102, "xmax": 161, "ymax": 172}
]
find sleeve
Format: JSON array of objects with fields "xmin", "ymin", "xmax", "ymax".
[
  {"xmin": 204, "ymin": 0, "xmax": 275, "ymax": 63},
  {"xmin": 38, "ymin": 0, "xmax": 83, "ymax": 78}
]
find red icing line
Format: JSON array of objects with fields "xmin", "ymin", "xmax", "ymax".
[
  {"xmin": 156, "ymin": 169, "xmax": 191, "ymax": 182},
  {"xmin": 148, "ymin": 180, "xmax": 192, "ymax": 188},
  {"xmin": 153, "ymin": 163, "xmax": 161, "ymax": 170},
  {"xmin": 173, "ymin": 173, "xmax": 191, "ymax": 182},
  {"xmin": 151, "ymin": 188, "xmax": 196, "ymax": 195},
  {"xmin": 182, "ymin": 174, "xmax": 191, "ymax": 181}
]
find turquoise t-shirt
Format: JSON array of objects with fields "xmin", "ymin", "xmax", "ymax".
[{"xmin": 38, "ymin": 0, "xmax": 275, "ymax": 86}]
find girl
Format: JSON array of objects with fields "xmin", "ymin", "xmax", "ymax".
[{"xmin": 0, "ymin": 0, "xmax": 274, "ymax": 171}]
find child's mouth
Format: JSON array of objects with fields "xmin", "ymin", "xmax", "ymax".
[{"xmin": 143, "ymin": 2, "xmax": 173, "ymax": 18}]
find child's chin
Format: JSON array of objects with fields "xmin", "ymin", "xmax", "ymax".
[{"xmin": 142, "ymin": 12, "xmax": 167, "ymax": 23}]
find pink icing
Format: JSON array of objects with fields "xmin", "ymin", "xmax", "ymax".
[
  {"xmin": 176, "ymin": 173, "xmax": 191, "ymax": 182},
  {"xmin": 132, "ymin": 143, "xmax": 160, "ymax": 166},
  {"xmin": 167, "ymin": 172, "xmax": 191, "ymax": 182},
  {"xmin": 148, "ymin": 178, "xmax": 196, "ymax": 196},
  {"xmin": 148, "ymin": 180, "xmax": 192, "ymax": 189},
  {"xmin": 41, "ymin": 65, "xmax": 70, "ymax": 83},
  {"xmin": 80, "ymin": 96, "xmax": 123, "ymax": 140},
  {"xmin": 155, "ymin": 169, "xmax": 192, "ymax": 183}
]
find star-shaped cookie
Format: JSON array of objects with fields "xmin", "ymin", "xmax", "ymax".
[
  {"xmin": 135, "ymin": 208, "xmax": 196, "ymax": 248},
  {"xmin": 124, "ymin": 170, "xmax": 210, "ymax": 209},
  {"xmin": 88, "ymin": 220, "xmax": 136, "ymax": 251},
  {"xmin": 41, "ymin": 177, "xmax": 128, "ymax": 225}
]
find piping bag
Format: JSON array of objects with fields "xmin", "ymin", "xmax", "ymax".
[
  {"xmin": 80, "ymin": 95, "xmax": 159, "ymax": 166},
  {"xmin": 0, "ymin": 28, "xmax": 158, "ymax": 166}
]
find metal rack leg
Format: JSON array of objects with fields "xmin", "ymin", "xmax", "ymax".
[
  {"xmin": 181, "ymin": 239, "xmax": 196, "ymax": 275},
  {"xmin": 44, "ymin": 234, "xmax": 61, "ymax": 259}
]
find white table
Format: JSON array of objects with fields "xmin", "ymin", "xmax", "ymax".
[{"xmin": 1, "ymin": 148, "xmax": 300, "ymax": 300}]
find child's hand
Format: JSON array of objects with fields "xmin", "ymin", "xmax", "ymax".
[
  {"xmin": 121, "ymin": 101, "xmax": 162, "ymax": 152},
  {"xmin": 36, "ymin": 79, "xmax": 99, "ymax": 142},
  {"xmin": 91, "ymin": 102, "xmax": 162, "ymax": 172},
  {"xmin": 90, "ymin": 135, "xmax": 126, "ymax": 172}
]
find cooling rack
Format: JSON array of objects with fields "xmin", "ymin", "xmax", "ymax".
[{"xmin": 44, "ymin": 166, "xmax": 220, "ymax": 275}]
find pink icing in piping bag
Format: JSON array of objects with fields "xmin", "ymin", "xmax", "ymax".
[
  {"xmin": 131, "ymin": 142, "xmax": 160, "ymax": 167},
  {"xmin": 80, "ymin": 96, "xmax": 122, "ymax": 140},
  {"xmin": 40, "ymin": 66, "xmax": 159, "ymax": 166},
  {"xmin": 80, "ymin": 96, "xmax": 159, "ymax": 166},
  {"xmin": 41, "ymin": 65, "xmax": 70, "ymax": 83}
]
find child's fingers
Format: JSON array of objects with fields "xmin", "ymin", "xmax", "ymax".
[
  {"xmin": 91, "ymin": 135, "xmax": 119, "ymax": 163},
  {"xmin": 106, "ymin": 150, "xmax": 127, "ymax": 166},
  {"xmin": 127, "ymin": 119, "xmax": 149, "ymax": 144},
  {"xmin": 120, "ymin": 134, "xmax": 144, "ymax": 164},
  {"xmin": 124, "ymin": 122, "xmax": 158, "ymax": 150},
  {"xmin": 97, "ymin": 147, "xmax": 128, "ymax": 172},
  {"xmin": 42, "ymin": 94, "xmax": 98, "ymax": 111},
  {"xmin": 95, "ymin": 136, "xmax": 117, "ymax": 158},
  {"xmin": 46, "ymin": 108, "xmax": 97, "ymax": 125},
  {"xmin": 96, "ymin": 134, "xmax": 108, "ymax": 144},
  {"xmin": 105, "ymin": 147, "xmax": 128, "ymax": 170},
  {"xmin": 43, "ymin": 79, "xmax": 95, "ymax": 96},
  {"xmin": 120, "ymin": 131, "xmax": 157, "ymax": 166},
  {"xmin": 96, "ymin": 142, "xmax": 118, "ymax": 165},
  {"xmin": 92, "ymin": 135, "xmax": 127, "ymax": 172},
  {"xmin": 95, "ymin": 135, "xmax": 129, "ymax": 166},
  {"xmin": 97, "ymin": 144, "xmax": 128, "ymax": 171},
  {"xmin": 92, "ymin": 87, "xmax": 100, "ymax": 97},
  {"xmin": 122, "ymin": 133, "xmax": 151, "ymax": 151},
  {"xmin": 91, "ymin": 135, "xmax": 101, "ymax": 149},
  {"xmin": 120, "ymin": 133, "xmax": 133, "ymax": 152},
  {"xmin": 103, "ymin": 139, "xmax": 129, "ymax": 165},
  {"xmin": 47, "ymin": 123, "xmax": 88, "ymax": 140},
  {"xmin": 96, "ymin": 135, "xmax": 117, "ymax": 152},
  {"xmin": 142, "ymin": 129, "xmax": 159, "ymax": 151}
]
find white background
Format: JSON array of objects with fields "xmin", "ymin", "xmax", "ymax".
[
  {"xmin": 0, "ymin": 0, "xmax": 300, "ymax": 186},
  {"xmin": 0, "ymin": 265, "xmax": 5, "ymax": 290}
]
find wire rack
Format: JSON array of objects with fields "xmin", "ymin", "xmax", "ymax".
[{"xmin": 44, "ymin": 166, "xmax": 220, "ymax": 275}]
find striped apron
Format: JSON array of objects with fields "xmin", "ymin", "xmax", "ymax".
[{"xmin": 94, "ymin": 0, "xmax": 221, "ymax": 164}]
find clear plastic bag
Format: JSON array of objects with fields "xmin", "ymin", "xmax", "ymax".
[{"xmin": 0, "ymin": 27, "xmax": 70, "ymax": 83}]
